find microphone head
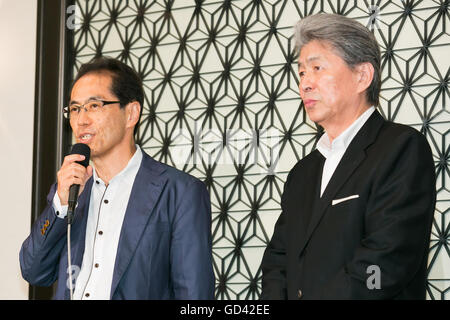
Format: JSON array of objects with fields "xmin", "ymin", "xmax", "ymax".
[{"xmin": 70, "ymin": 143, "xmax": 91, "ymax": 167}]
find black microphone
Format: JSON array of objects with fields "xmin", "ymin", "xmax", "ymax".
[{"xmin": 67, "ymin": 143, "xmax": 90, "ymax": 224}]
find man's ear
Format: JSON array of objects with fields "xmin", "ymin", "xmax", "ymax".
[
  {"xmin": 126, "ymin": 102, "xmax": 141, "ymax": 128},
  {"xmin": 355, "ymin": 62, "xmax": 374, "ymax": 94}
]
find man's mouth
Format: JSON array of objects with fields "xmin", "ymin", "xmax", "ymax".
[
  {"xmin": 79, "ymin": 133, "xmax": 94, "ymax": 143},
  {"xmin": 303, "ymin": 99, "xmax": 318, "ymax": 108}
]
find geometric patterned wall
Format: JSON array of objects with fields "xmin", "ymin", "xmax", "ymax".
[{"xmin": 68, "ymin": 0, "xmax": 449, "ymax": 299}]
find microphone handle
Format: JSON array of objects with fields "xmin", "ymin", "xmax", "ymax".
[{"xmin": 67, "ymin": 184, "xmax": 80, "ymax": 224}]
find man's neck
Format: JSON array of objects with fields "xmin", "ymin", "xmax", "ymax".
[
  {"xmin": 92, "ymin": 142, "xmax": 137, "ymax": 185},
  {"xmin": 323, "ymin": 103, "xmax": 372, "ymax": 143}
]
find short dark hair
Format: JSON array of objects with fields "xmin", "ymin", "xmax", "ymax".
[
  {"xmin": 294, "ymin": 14, "xmax": 381, "ymax": 107},
  {"xmin": 72, "ymin": 56, "xmax": 144, "ymax": 138}
]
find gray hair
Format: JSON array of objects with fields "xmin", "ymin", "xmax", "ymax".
[{"xmin": 294, "ymin": 13, "xmax": 381, "ymax": 106}]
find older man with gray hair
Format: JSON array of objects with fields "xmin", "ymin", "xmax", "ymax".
[{"xmin": 261, "ymin": 13, "xmax": 436, "ymax": 299}]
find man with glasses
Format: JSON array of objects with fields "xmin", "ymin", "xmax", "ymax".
[{"xmin": 20, "ymin": 57, "xmax": 215, "ymax": 300}]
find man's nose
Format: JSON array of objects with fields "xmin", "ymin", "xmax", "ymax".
[
  {"xmin": 76, "ymin": 107, "xmax": 91, "ymax": 125},
  {"xmin": 299, "ymin": 75, "xmax": 313, "ymax": 93}
]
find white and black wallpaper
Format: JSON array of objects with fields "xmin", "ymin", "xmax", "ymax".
[{"xmin": 69, "ymin": 0, "xmax": 449, "ymax": 299}]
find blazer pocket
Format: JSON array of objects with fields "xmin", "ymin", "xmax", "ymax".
[{"xmin": 332, "ymin": 195, "xmax": 359, "ymax": 206}]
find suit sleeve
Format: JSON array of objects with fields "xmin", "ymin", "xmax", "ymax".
[
  {"xmin": 260, "ymin": 171, "xmax": 292, "ymax": 299},
  {"xmin": 324, "ymin": 130, "xmax": 436, "ymax": 299},
  {"xmin": 170, "ymin": 179, "xmax": 215, "ymax": 299},
  {"xmin": 19, "ymin": 184, "xmax": 68, "ymax": 287}
]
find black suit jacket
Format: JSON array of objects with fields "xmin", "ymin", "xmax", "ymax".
[{"xmin": 261, "ymin": 110, "xmax": 436, "ymax": 299}]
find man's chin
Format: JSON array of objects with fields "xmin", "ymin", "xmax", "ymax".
[
  {"xmin": 86, "ymin": 145, "xmax": 99, "ymax": 158},
  {"xmin": 90, "ymin": 150, "xmax": 99, "ymax": 159},
  {"xmin": 305, "ymin": 111, "xmax": 321, "ymax": 124}
]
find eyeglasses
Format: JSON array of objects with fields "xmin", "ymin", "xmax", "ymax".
[{"xmin": 63, "ymin": 100, "xmax": 121, "ymax": 119}]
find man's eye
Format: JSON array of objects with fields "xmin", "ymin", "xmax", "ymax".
[
  {"xmin": 314, "ymin": 66, "xmax": 321, "ymax": 71},
  {"xmin": 69, "ymin": 106, "xmax": 80, "ymax": 113},
  {"xmin": 299, "ymin": 71, "xmax": 305, "ymax": 77},
  {"xmin": 90, "ymin": 103, "xmax": 101, "ymax": 109}
]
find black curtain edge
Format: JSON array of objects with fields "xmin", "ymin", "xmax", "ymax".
[{"xmin": 29, "ymin": 0, "xmax": 74, "ymax": 300}]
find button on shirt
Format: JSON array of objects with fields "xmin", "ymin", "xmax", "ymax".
[
  {"xmin": 316, "ymin": 107, "xmax": 375, "ymax": 197},
  {"xmin": 53, "ymin": 145, "xmax": 143, "ymax": 299}
]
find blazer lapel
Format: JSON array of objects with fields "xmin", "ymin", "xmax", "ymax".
[
  {"xmin": 298, "ymin": 110, "xmax": 385, "ymax": 256},
  {"xmin": 110, "ymin": 152, "xmax": 168, "ymax": 298},
  {"xmin": 64, "ymin": 178, "xmax": 92, "ymax": 300},
  {"xmin": 71, "ymin": 178, "xmax": 93, "ymax": 264},
  {"xmin": 292, "ymin": 151, "xmax": 325, "ymax": 255}
]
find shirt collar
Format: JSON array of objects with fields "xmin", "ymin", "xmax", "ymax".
[
  {"xmin": 93, "ymin": 145, "xmax": 143, "ymax": 186},
  {"xmin": 317, "ymin": 106, "xmax": 375, "ymax": 158}
]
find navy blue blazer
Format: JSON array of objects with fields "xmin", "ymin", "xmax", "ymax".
[{"xmin": 20, "ymin": 151, "xmax": 215, "ymax": 299}]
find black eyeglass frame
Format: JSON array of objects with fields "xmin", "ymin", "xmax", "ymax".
[{"xmin": 63, "ymin": 100, "xmax": 121, "ymax": 119}]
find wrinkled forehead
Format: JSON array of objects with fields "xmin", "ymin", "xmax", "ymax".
[
  {"xmin": 297, "ymin": 40, "xmax": 345, "ymax": 68},
  {"xmin": 298, "ymin": 55, "xmax": 323, "ymax": 69}
]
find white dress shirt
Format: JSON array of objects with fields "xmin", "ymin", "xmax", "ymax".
[
  {"xmin": 53, "ymin": 145, "xmax": 143, "ymax": 299},
  {"xmin": 316, "ymin": 107, "xmax": 375, "ymax": 197}
]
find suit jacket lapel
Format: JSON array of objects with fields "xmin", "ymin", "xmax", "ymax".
[
  {"xmin": 298, "ymin": 110, "xmax": 385, "ymax": 256},
  {"xmin": 64, "ymin": 178, "xmax": 92, "ymax": 299},
  {"xmin": 72, "ymin": 179, "xmax": 93, "ymax": 261},
  {"xmin": 110, "ymin": 152, "xmax": 167, "ymax": 298},
  {"xmin": 292, "ymin": 151, "xmax": 325, "ymax": 255}
]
